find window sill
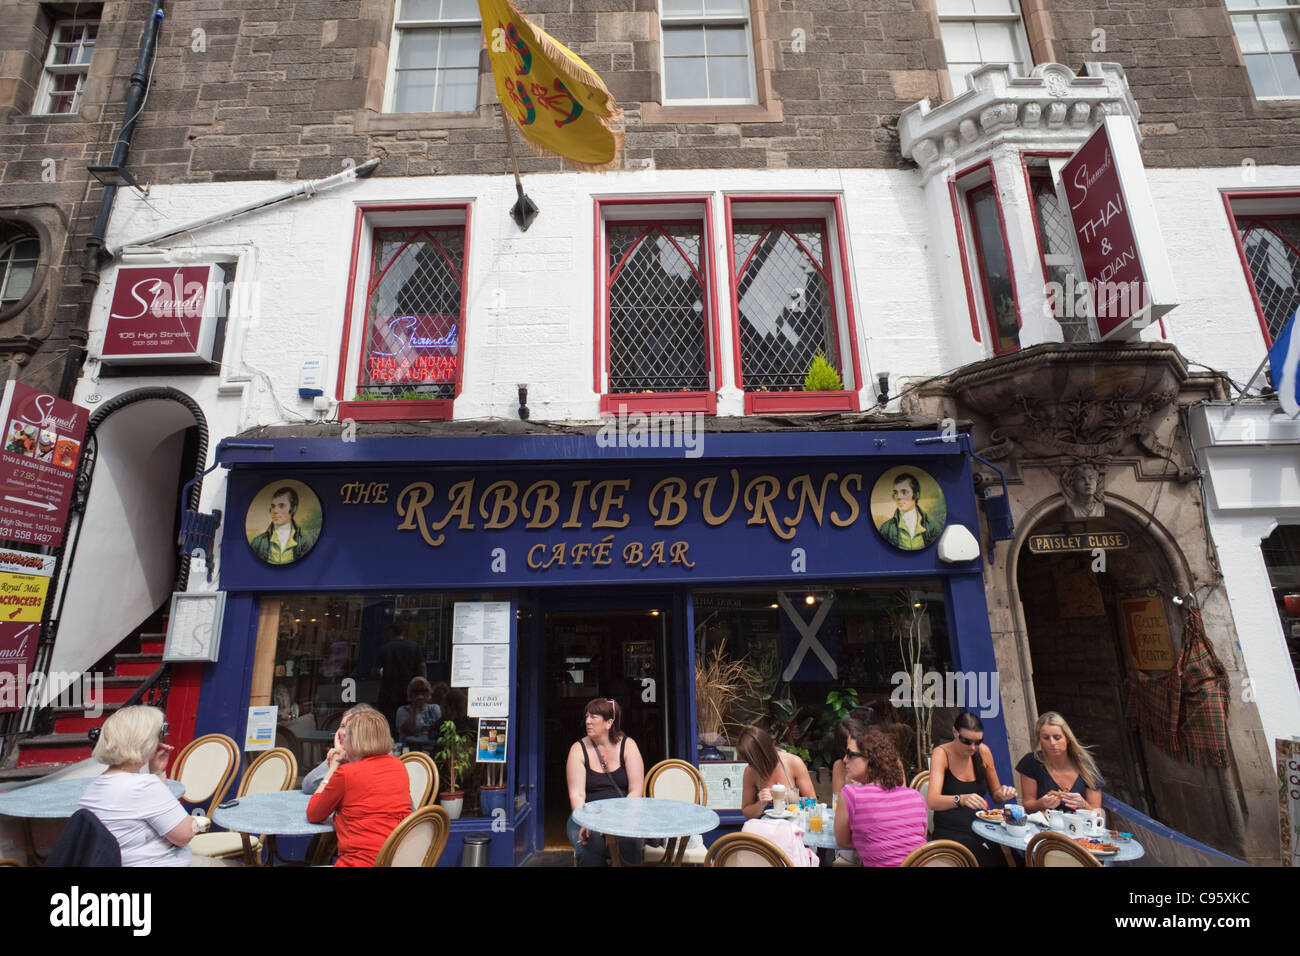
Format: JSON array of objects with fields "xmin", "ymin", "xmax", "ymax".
[
  {"xmin": 744, "ymin": 391, "xmax": 859, "ymax": 415},
  {"xmin": 338, "ymin": 399, "xmax": 454, "ymax": 422},
  {"xmin": 600, "ymin": 392, "xmax": 718, "ymax": 415},
  {"xmin": 353, "ymin": 107, "xmax": 495, "ymax": 132},
  {"xmin": 640, "ymin": 101, "xmax": 782, "ymax": 125}
]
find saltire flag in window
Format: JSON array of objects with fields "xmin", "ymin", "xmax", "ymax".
[
  {"xmin": 477, "ymin": 0, "xmax": 624, "ymax": 170},
  {"xmin": 1268, "ymin": 307, "xmax": 1300, "ymax": 419}
]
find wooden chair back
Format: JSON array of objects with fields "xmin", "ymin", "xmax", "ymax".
[
  {"xmin": 644, "ymin": 759, "xmax": 708, "ymax": 805},
  {"xmin": 900, "ymin": 839, "xmax": 979, "ymax": 867},
  {"xmin": 909, "ymin": 770, "xmax": 930, "ymax": 792},
  {"xmin": 1026, "ymin": 832, "xmax": 1103, "ymax": 867},
  {"xmin": 374, "ymin": 805, "xmax": 450, "ymax": 867},
  {"xmin": 170, "ymin": 733, "xmax": 240, "ymax": 812},
  {"xmin": 239, "ymin": 747, "xmax": 298, "ymax": 797},
  {"xmin": 400, "ymin": 751, "xmax": 439, "ymax": 809},
  {"xmin": 704, "ymin": 832, "xmax": 792, "ymax": 867}
]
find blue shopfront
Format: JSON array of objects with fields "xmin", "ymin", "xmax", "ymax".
[{"xmin": 200, "ymin": 429, "xmax": 1007, "ymax": 865}]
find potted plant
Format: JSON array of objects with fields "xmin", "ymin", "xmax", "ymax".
[
  {"xmin": 802, "ymin": 350, "xmax": 844, "ymax": 392},
  {"xmin": 435, "ymin": 719, "xmax": 475, "ymax": 819},
  {"xmin": 479, "ymin": 763, "xmax": 508, "ymax": 818},
  {"xmin": 694, "ymin": 638, "xmax": 750, "ymax": 759}
]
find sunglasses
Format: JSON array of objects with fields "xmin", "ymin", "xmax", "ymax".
[
  {"xmin": 842, "ymin": 749, "xmax": 866, "ymax": 762},
  {"xmin": 158, "ymin": 721, "xmax": 170, "ymax": 743},
  {"xmin": 957, "ymin": 733, "xmax": 983, "ymax": 747}
]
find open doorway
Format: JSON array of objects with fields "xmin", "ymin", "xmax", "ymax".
[{"xmin": 541, "ymin": 608, "xmax": 672, "ymax": 849}]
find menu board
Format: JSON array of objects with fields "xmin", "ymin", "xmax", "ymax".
[
  {"xmin": 164, "ymin": 591, "xmax": 226, "ymax": 662},
  {"xmin": 1280, "ymin": 737, "xmax": 1300, "ymax": 868},
  {"xmin": 452, "ymin": 601, "xmax": 511, "ymax": 644},
  {"xmin": 451, "ymin": 643, "xmax": 509, "ymax": 687},
  {"xmin": 699, "ymin": 762, "xmax": 747, "ymax": 811}
]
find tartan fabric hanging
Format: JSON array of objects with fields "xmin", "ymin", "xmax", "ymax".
[{"xmin": 1126, "ymin": 605, "xmax": 1230, "ymax": 768}]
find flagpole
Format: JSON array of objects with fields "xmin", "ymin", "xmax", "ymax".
[
  {"xmin": 1229, "ymin": 352, "xmax": 1271, "ymax": 410},
  {"xmin": 500, "ymin": 105, "xmax": 539, "ymax": 231}
]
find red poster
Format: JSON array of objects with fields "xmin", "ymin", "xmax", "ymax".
[
  {"xmin": 1061, "ymin": 121, "xmax": 1148, "ymax": 339},
  {"xmin": 102, "ymin": 264, "xmax": 224, "ymax": 362},
  {"xmin": 0, "ymin": 382, "xmax": 89, "ymax": 547}
]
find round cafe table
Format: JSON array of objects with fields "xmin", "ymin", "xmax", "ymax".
[
  {"xmin": 972, "ymin": 819, "xmax": 1145, "ymax": 865},
  {"xmin": 571, "ymin": 796, "xmax": 719, "ymax": 866},
  {"xmin": 0, "ymin": 774, "xmax": 186, "ymax": 865},
  {"xmin": 211, "ymin": 790, "xmax": 334, "ymax": 865}
]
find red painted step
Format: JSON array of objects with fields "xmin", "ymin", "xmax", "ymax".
[
  {"xmin": 115, "ymin": 657, "xmax": 162, "ymax": 678},
  {"xmin": 101, "ymin": 680, "xmax": 147, "ymax": 704},
  {"xmin": 53, "ymin": 709, "xmax": 118, "ymax": 734},
  {"xmin": 17, "ymin": 742, "xmax": 93, "ymax": 766}
]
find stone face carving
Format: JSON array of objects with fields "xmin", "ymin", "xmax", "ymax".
[{"xmin": 1059, "ymin": 461, "xmax": 1105, "ymax": 518}]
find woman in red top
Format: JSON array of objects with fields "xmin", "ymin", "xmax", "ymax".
[{"xmin": 307, "ymin": 709, "xmax": 411, "ymax": 866}]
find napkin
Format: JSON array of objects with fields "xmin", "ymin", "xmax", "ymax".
[{"xmin": 1026, "ymin": 812, "xmax": 1048, "ymax": 827}]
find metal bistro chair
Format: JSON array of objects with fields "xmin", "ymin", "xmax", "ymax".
[
  {"xmin": 374, "ymin": 805, "xmax": 451, "ymax": 867},
  {"xmin": 900, "ymin": 839, "xmax": 979, "ymax": 867},
  {"xmin": 704, "ymin": 832, "xmax": 793, "ymax": 868},
  {"xmin": 170, "ymin": 733, "xmax": 241, "ymax": 817},
  {"xmin": 1026, "ymin": 831, "xmax": 1103, "ymax": 868},
  {"xmin": 642, "ymin": 759, "xmax": 709, "ymax": 865},
  {"xmin": 191, "ymin": 747, "xmax": 298, "ymax": 865},
  {"xmin": 399, "ymin": 751, "xmax": 440, "ymax": 810}
]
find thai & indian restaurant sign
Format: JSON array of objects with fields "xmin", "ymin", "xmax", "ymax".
[
  {"xmin": 1060, "ymin": 115, "xmax": 1177, "ymax": 339},
  {"xmin": 222, "ymin": 459, "xmax": 978, "ymax": 590}
]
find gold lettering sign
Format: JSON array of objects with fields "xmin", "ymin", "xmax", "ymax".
[
  {"xmin": 1027, "ymin": 532, "xmax": 1130, "ymax": 554},
  {"xmin": 1120, "ymin": 596, "xmax": 1175, "ymax": 670}
]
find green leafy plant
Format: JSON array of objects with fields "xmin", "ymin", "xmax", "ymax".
[
  {"xmin": 802, "ymin": 350, "xmax": 844, "ymax": 392},
  {"xmin": 435, "ymin": 720, "xmax": 475, "ymax": 794},
  {"xmin": 353, "ymin": 389, "xmax": 432, "ymax": 401}
]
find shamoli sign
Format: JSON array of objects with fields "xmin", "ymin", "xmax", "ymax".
[{"xmin": 1060, "ymin": 115, "xmax": 1177, "ymax": 339}]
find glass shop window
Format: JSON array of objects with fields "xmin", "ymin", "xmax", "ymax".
[
  {"xmin": 692, "ymin": 583, "xmax": 951, "ymax": 781},
  {"xmin": 257, "ymin": 590, "xmax": 508, "ymax": 816},
  {"xmin": 1261, "ymin": 525, "xmax": 1300, "ymax": 693}
]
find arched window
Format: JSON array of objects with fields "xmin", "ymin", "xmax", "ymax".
[{"xmin": 0, "ymin": 229, "xmax": 40, "ymax": 312}]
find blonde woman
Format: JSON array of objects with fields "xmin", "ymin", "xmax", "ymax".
[
  {"xmin": 306, "ymin": 708, "xmax": 411, "ymax": 866},
  {"xmin": 77, "ymin": 705, "xmax": 212, "ymax": 867},
  {"xmin": 1016, "ymin": 711, "xmax": 1104, "ymax": 812}
]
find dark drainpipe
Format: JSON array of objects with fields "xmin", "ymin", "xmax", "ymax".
[{"xmin": 59, "ymin": 0, "xmax": 166, "ymax": 399}]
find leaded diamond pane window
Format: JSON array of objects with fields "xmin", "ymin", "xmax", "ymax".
[
  {"xmin": 607, "ymin": 224, "xmax": 710, "ymax": 393},
  {"xmin": 1239, "ymin": 218, "xmax": 1300, "ymax": 341},
  {"xmin": 360, "ymin": 227, "xmax": 464, "ymax": 398},
  {"xmin": 734, "ymin": 223, "xmax": 839, "ymax": 391},
  {"xmin": 1031, "ymin": 176, "xmax": 1093, "ymax": 344}
]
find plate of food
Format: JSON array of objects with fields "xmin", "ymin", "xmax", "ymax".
[
  {"xmin": 975, "ymin": 809, "xmax": 1004, "ymax": 823},
  {"xmin": 1073, "ymin": 837, "xmax": 1120, "ymax": 857}
]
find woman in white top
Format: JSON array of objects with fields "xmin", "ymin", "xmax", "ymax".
[{"xmin": 78, "ymin": 705, "xmax": 210, "ymax": 867}]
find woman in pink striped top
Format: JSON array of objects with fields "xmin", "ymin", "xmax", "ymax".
[{"xmin": 833, "ymin": 724, "xmax": 928, "ymax": 866}]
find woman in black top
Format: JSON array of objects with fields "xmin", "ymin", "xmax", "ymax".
[
  {"xmin": 565, "ymin": 697, "xmax": 645, "ymax": 866},
  {"xmin": 925, "ymin": 712, "xmax": 1017, "ymax": 866},
  {"xmin": 1016, "ymin": 711, "xmax": 1104, "ymax": 812}
]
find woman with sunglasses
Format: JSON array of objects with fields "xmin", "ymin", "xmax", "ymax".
[
  {"xmin": 926, "ymin": 712, "xmax": 1016, "ymax": 866},
  {"xmin": 565, "ymin": 697, "xmax": 645, "ymax": 866},
  {"xmin": 834, "ymin": 721, "xmax": 927, "ymax": 866},
  {"xmin": 1016, "ymin": 711, "xmax": 1104, "ymax": 812}
]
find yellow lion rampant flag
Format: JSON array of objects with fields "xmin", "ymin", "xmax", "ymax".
[{"xmin": 477, "ymin": 0, "xmax": 624, "ymax": 171}]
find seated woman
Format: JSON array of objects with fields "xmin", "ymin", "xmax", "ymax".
[
  {"xmin": 925, "ymin": 711, "xmax": 1017, "ymax": 867},
  {"xmin": 834, "ymin": 723, "xmax": 928, "ymax": 866},
  {"xmin": 1016, "ymin": 711, "xmax": 1104, "ymax": 812},
  {"xmin": 78, "ymin": 705, "xmax": 213, "ymax": 867},
  {"xmin": 396, "ymin": 676, "xmax": 441, "ymax": 739},
  {"xmin": 300, "ymin": 703, "xmax": 377, "ymax": 794},
  {"xmin": 738, "ymin": 725, "xmax": 815, "ymax": 820},
  {"xmin": 566, "ymin": 697, "xmax": 645, "ymax": 866},
  {"xmin": 307, "ymin": 708, "xmax": 412, "ymax": 867}
]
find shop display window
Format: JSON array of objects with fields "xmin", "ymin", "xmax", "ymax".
[
  {"xmin": 692, "ymin": 583, "xmax": 951, "ymax": 780},
  {"xmin": 1261, "ymin": 525, "xmax": 1300, "ymax": 692},
  {"xmin": 255, "ymin": 590, "xmax": 507, "ymax": 816}
]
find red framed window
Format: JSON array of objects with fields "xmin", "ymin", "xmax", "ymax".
[
  {"xmin": 337, "ymin": 204, "xmax": 470, "ymax": 421},
  {"xmin": 1224, "ymin": 197, "xmax": 1300, "ymax": 346},
  {"xmin": 954, "ymin": 162, "xmax": 1021, "ymax": 356},
  {"xmin": 1021, "ymin": 156, "xmax": 1094, "ymax": 344},
  {"xmin": 594, "ymin": 199, "xmax": 718, "ymax": 413},
  {"xmin": 725, "ymin": 196, "xmax": 861, "ymax": 414}
]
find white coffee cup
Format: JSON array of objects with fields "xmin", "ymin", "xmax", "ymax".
[
  {"xmin": 771, "ymin": 784, "xmax": 788, "ymax": 812},
  {"xmin": 1046, "ymin": 810, "xmax": 1067, "ymax": 831}
]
